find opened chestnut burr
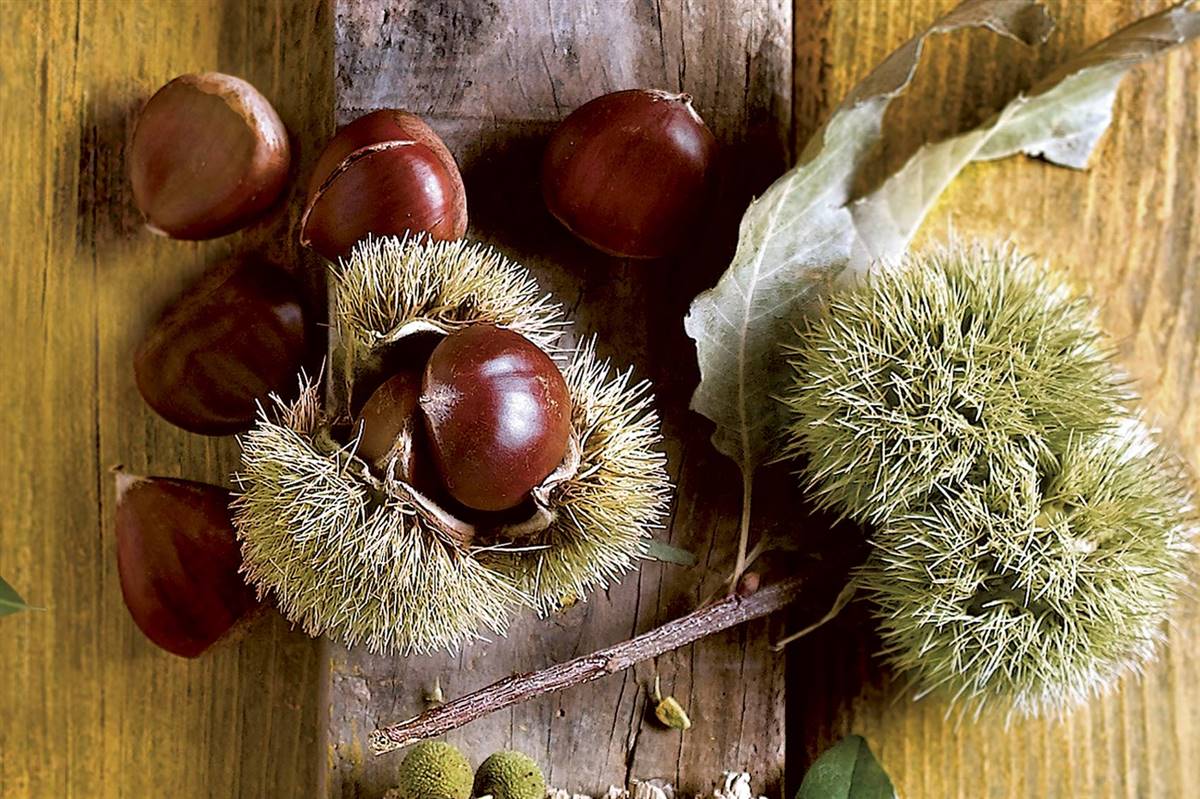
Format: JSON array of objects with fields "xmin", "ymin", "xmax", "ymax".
[
  {"xmin": 128, "ymin": 72, "xmax": 291, "ymax": 239},
  {"xmin": 542, "ymin": 89, "xmax": 718, "ymax": 259},
  {"xmin": 301, "ymin": 109, "xmax": 467, "ymax": 261}
]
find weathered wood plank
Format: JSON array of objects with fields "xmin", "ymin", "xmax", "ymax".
[
  {"xmin": 790, "ymin": 2, "xmax": 1200, "ymax": 798},
  {"xmin": 5, "ymin": 2, "xmax": 1197, "ymax": 797},
  {"xmin": 0, "ymin": 1, "xmax": 331, "ymax": 797},
  {"xmin": 328, "ymin": 1, "xmax": 793, "ymax": 797}
]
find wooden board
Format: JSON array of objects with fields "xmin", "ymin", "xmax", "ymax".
[
  {"xmin": 0, "ymin": 1, "xmax": 331, "ymax": 797},
  {"xmin": 789, "ymin": 1, "xmax": 1200, "ymax": 798},
  {"xmin": 326, "ymin": 1, "xmax": 798, "ymax": 797},
  {"xmin": 2, "ymin": 2, "xmax": 1198, "ymax": 798}
]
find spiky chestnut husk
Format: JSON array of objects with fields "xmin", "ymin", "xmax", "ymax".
[
  {"xmin": 781, "ymin": 242, "xmax": 1195, "ymax": 715},
  {"xmin": 330, "ymin": 235, "xmax": 563, "ymax": 410},
  {"xmin": 860, "ymin": 419, "xmax": 1194, "ymax": 717},
  {"xmin": 779, "ymin": 244, "xmax": 1130, "ymax": 525},
  {"xmin": 473, "ymin": 750, "xmax": 546, "ymax": 799},
  {"xmin": 394, "ymin": 740, "xmax": 473, "ymax": 799},
  {"xmin": 233, "ymin": 236, "xmax": 671, "ymax": 653}
]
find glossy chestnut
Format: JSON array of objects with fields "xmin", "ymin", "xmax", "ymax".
[
  {"xmin": 301, "ymin": 109, "xmax": 467, "ymax": 261},
  {"xmin": 134, "ymin": 258, "xmax": 307, "ymax": 435},
  {"xmin": 352, "ymin": 368, "xmax": 423, "ymax": 477},
  {"xmin": 541, "ymin": 89, "xmax": 718, "ymax": 259},
  {"xmin": 115, "ymin": 474, "xmax": 259, "ymax": 658},
  {"xmin": 306, "ymin": 109, "xmax": 462, "ymax": 199},
  {"xmin": 129, "ymin": 72, "xmax": 291, "ymax": 239},
  {"xmin": 419, "ymin": 325, "xmax": 572, "ymax": 512}
]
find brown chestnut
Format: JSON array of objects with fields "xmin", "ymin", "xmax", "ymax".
[
  {"xmin": 301, "ymin": 109, "xmax": 467, "ymax": 261},
  {"xmin": 306, "ymin": 109, "xmax": 461, "ymax": 199},
  {"xmin": 129, "ymin": 72, "xmax": 291, "ymax": 239},
  {"xmin": 419, "ymin": 325, "xmax": 572, "ymax": 512},
  {"xmin": 542, "ymin": 89, "xmax": 710, "ymax": 257},
  {"xmin": 352, "ymin": 368, "xmax": 422, "ymax": 476},
  {"xmin": 542, "ymin": 89, "xmax": 718, "ymax": 259},
  {"xmin": 134, "ymin": 258, "xmax": 307, "ymax": 435},
  {"xmin": 115, "ymin": 474, "xmax": 260, "ymax": 658}
]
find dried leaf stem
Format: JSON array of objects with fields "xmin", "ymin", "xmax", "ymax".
[{"xmin": 369, "ymin": 574, "xmax": 806, "ymax": 755}]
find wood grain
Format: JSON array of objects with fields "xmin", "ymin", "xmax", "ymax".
[
  {"xmin": 327, "ymin": 1, "xmax": 797, "ymax": 797},
  {"xmin": 2, "ymin": 2, "xmax": 1197, "ymax": 798},
  {"xmin": 789, "ymin": 2, "xmax": 1200, "ymax": 798},
  {"xmin": 0, "ymin": 1, "xmax": 332, "ymax": 797}
]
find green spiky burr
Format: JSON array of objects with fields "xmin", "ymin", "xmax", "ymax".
[
  {"xmin": 781, "ymin": 243, "xmax": 1194, "ymax": 715},
  {"xmin": 232, "ymin": 236, "xmax": 672, "ymax": 654},
  {"xmin": 780, "ymin": 244, "xmax": 1129, "ymax": 525}
]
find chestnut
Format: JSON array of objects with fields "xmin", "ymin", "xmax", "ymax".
[
  {"xmin": 541, "ymin": 89, "xmax": 718, "ymax": 259},
  {"xmin": 419, "ymin": 324, "xmax": 572, "ymax": 512},
  {"xmin": 128, "ymin": 72, "xmax": 291, "ymax": 239},
  {"xmin": 115, "ymin": 474, "xmax": 260, "ymax": 658},
  {"xmin": 134, "ymin": 258, "xmax": 307, "ymax": 436},
  {"xmin": 352, "ymin": 368, "xmax": 422, "ymax": 477},
  {"xmin": 301, "ymin": 109, "xmax": 467, "ymax": 261}
]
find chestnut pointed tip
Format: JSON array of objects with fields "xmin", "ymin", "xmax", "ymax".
[
  {"xmin": 113, "ymin": 469, "xmax": 143, "ymax": 503},
  {"xmin": 297, "ymin": 200, "xmax": 316, "ymax": 250}
]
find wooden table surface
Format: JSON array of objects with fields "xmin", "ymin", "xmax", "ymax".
[{"xmin": 1, "ymin": 1, "xmax": 1196, "ymax": 798}]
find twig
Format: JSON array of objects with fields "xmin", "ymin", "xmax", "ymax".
[{"xmin": 369, "ymin": 574, "xmax": 807, "ymax": 755}]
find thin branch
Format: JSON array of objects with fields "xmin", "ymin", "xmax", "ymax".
[{"xmin": 369, "ymin": 574, "xmax": 807, "ymax": 755}]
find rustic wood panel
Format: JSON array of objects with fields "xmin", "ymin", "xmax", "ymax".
[
  {"xmin": 790, "ymin": 2, "xmax": 1200, "ymax": 798},
  {"xmin": 0, "ymin": 1, "xmax": 331, "ymax": 797},
  {"xmin": 4, "ymin": 2, "xmax": 1197, "ymax": 798},
  {"xmin": 327, "ymin": 2, "xmax": 797, "ymax": 797}
]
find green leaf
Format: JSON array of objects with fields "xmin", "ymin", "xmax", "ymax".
[
  {"xmin": 851, "ymin": 2, "xmax": 1200, "ymax": 266},
  {"xmin": 797, "ymin": 735, "xmax": 896, "ymax": 799},
  {"xmin": 643, "ymin": 539, "xmax": 698, "ymax": 567},
  {"xmin": 0, "ymin": 575, "xmax": 32, "ymax": 617},
  {"xmin": 683, "ymin": 0, "xmax": 1052, "ymax": 479}
]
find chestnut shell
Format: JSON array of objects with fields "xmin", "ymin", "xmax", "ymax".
[
  {"xmin": 307, "ymin": 109, "xmax": 463, "ymax": 200},
  {"xmin": 115, "ymin": 475, "xmax": 259, "ymax": 658},
  {"xmin": 134, "ymin": 259, "xmax": 307, "ymax": 435},
  {"xmin": 352, "ymin": 368, "xmax": 423, "ymax": 475},
  {"xmin": 541, "ymin": 89, "xmax": 718, "ymax": 259},
  {"xmin": 301, "ymin": 110, "xmax": 467, "ymax": 261},
  {"xmin": 420, "ymin": 325, "xmax": 572, "ymax": 512},
  {"xmin": 129, "ymin": 72, "xmax": 291, "ymax": 239}
]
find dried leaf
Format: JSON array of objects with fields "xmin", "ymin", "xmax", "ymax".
[
  {"xmin": 0, "ymin": 575, "xmax": 32, "ymax": 618},
  {"xmin": 772, "ymin": 580, "xmax": 857, "ymax": 651},
  {"xmin": 851, "ymin": 2, "xmax": 1200, "ymax": 267},
  {"xmin": 796, "ymin": 735, "xmax": 895, "ymax": 799},
  {"xmin": 683, "ymin": 0, "xmax": 1052, "ymax": 477}
]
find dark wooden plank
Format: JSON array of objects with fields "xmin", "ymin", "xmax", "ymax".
[{"xmin": 327, "ymin": 1, "xmax": 793, "ymax": 796}]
